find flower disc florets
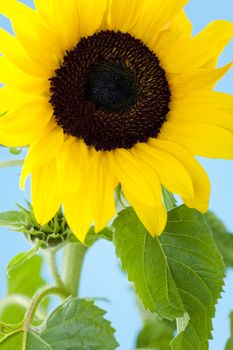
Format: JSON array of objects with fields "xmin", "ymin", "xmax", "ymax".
[{"xmin": 50, "ymin": 30, "xmax": 171, "ymax": 151}]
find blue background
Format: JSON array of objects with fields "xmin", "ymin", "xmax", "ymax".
[{"xmin": 1, "ymin": 1, "xmax": 233, "ymax": 349}]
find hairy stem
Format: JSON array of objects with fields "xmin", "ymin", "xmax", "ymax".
[
  {"xmin": 61, "ymin": 243, "xmax": 88, "ymax": 297},
  {"xmin": 46, "ymin": 250, "xmax": 66, "ymax": 290},
  {"xmin": 22, "ymin": 286, "xmax": 69, "ymax": 349}
]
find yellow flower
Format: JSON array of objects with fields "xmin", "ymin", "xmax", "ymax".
[{"xmin": 0, "ymin": 0, "xmax": 233, "ymax": 242}]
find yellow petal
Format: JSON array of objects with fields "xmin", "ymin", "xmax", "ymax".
[
  {"xmin": 63, "ymin": 189, "xmax": 93, "ymax": 243},
  {"xmin": 62, "ymin": 147, "xmax": 116, "ymax": 239},
  {"xmin": 109, "ymin": 0, "xmax": 143, "ymax": 33},
  {"xmin": 168, "ymin": 10, "xmax": 192, "ymax": 39},
  {"xmin": 124, "ymin": 188, "xmax": 167, "ymax": 236},
  {"xmin": 159, "ymin": 20, "xmax": 233, "ymax": 72},
  {"xmin": 135, "ymin": 141, "xmax": 194, "ymax": 199},
  {"xmin": 0, "ymin": 100, "xmax": 53, "ymax": 131},
  {"xmin": 34, "ymin": 0, "xmax": 53, "ymax": 17},
  {"xmin": 0, "ymin": 28, "xmax": 43, "ymax": 77},
  {"xmin": 0, "ymin": 121, "xmax": 55, "ymax": 147},
  {"xmin": 0, "ymin": 86, "xmax": 42, "ymax": 113},
  {"xmin": 171, "ymin": 90, "xmax": 233, "ymax": 133},
  {"xmin": 78, "ymin": 0, "xmax": 108, "ymax": 37},
  {"xmin": 108, "ymin": 148, "xmax": 161, "ymax": 206},
  {"xmin": 132, "ymin": 0, "xmax": 188, "ymax": 47},
  {"xmin": 0, "ymin": 0, "xmax": 58, "ymax": 70},
  {"xmin": 47, "ymin": 0, "xmax": 80, "ymax": 51},
  {"xmin": 160, "ymin": 121, "xmax": 233, "ymax": 159},
  {"xmin": 0, "ymin": 0, "xmax": 37, "ymax": 21},
  {"xmin": 20, "ymin": 127, "xmax": 64, "ymax": 189},
  {"xmin": 57, "ymin": 137, "xmax": 90, "ymax": 195},
  {"xmin": 173, "ymin": 90, "xmax": 233, "ymax": 113},
  {"xmin": 169, "ymin": 107, "xmax": 233, "ymax": 133},
  {"xmin": 34, "ymin": 0, "xmax": 67, "ymax": 56},
  {"xmin": 0, "ymin": 100, "xmax": 55, "ymax": 146},
  {"xmin": 31, "ymin": 158, "xmax": 61, "ymax": 225},
  {"xmin": 149, "ymin": 139, "xmax": 210, "ymax": 213},
  {"xmin": 168, "ymin": 62, "xmax": 233, "ymax": 94},
  {"xmin": 89, "ymin": 151, "xmax": 117, "ymax": 233},
  {"xmin": 0, "ymin": 56, "xmax": 49, "ymax": 93}
]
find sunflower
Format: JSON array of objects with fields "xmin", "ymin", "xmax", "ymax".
[{"xmin": 0, "ymin": 0, "xmax": 233, "ymax": 242}]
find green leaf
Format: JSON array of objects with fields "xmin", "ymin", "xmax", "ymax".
[
  {"xmin": 7, "ymin": 243, "xmax": 41, "ymax": 275},
  {"xmin": 8, "ymin": 255, "xmax": 46, "ymax": 296},
  {"xmin": 162, "ymin": 187, "xmax": 177, "ymax": 211},
  {"xmin": 0, "ymin": 295, "xmax": 31, "ymax": 327},
  {"xmin": 205, "ymin": 211, "xmax": 233, "ymax": 269},
  {"xmin": 0, "ymin": 256, "xmax": 47, "ymax": 324},
  {"xmin": 26, "ymin": 332, "xmax": 52, "ymax": 350},
  {"xmin": 0, "ymin": 330, "xmax": 23, "ymax": 350},
  {"xmin": 225, "ymin": 312, "xmax": 233, "ymax": 350},
  {"xmin": 38, "ymin": 297, "xmax": 118, "ymax": 350},
  {"xmin": 115, "ymin": 184, "xmax": 128, "ymax": 209},
  {"xmin": 69, "ymin": 226, "xmax": 113, "ymax": 246},
  {"xmin": 113, "ymin": 206, "xmax": 225, "ymax": 350},
  {"xmin": 114, "ymin": 207, "xmax": 184, "ymax": 317},
  {"xmin": 84, "ymin": 227, "xmax": 113, "ymax": 246},
  {"xmin": 0, "ymin": 211, "xmax": 26, "ymax": 230},
  {"xmin": 0, "ymin": 331, "xmax": 52, "ymax": 350},
  {"xmin": 0, "ymin": 322, "xmax": 23, "ymax": 337},
  {"xmin": 136, "ymin": 315, "xmax": 174, "ymax": 350}
]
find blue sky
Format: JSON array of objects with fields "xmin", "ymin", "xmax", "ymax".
[{"xmin": 1, "ymin": 1, "xmax": 233, "ymax": 349}]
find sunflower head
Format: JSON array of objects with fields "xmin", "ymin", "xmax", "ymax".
[
  {"xmin": 0, "ymin": 0, "xmax": 233, "ymax": 242},
  {"xmin": 49, "ymin": 29, "xmax": 171, "ymax": 151}
]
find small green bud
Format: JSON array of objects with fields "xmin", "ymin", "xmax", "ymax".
[{"xmin": 17, "ymin": 203, "xmax": 72, "ymax": 249}]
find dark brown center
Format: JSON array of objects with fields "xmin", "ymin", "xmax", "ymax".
[{"xmin": 49, "ymin": 30, "xmax": 171, "ymax": 151}]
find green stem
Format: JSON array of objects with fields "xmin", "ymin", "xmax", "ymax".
[
  {"xmin": 0, "ymin": 159, "xmax": 24, "ymax": 169},
  {"xmin": 0, "ymin": 294, "xmax": 46, "ymax": 320},
  {"xmin": 46, "ymin": 250, "xmax": 66, "ymax": 290},
  {"xmin": 22, "ymin": 286, "xmax": 69, "ymax": 349},
  {"xmin": 61, "ymin": 243, "xmax": 88, "ymax": 297}
]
